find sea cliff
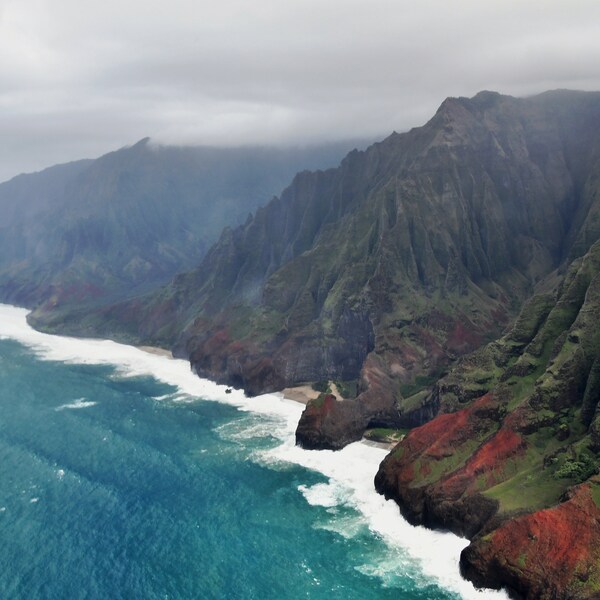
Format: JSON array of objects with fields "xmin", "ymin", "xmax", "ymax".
[
  {"xmin": 30, "ymin": 90, "xmax": 600, "ymax": 457},
  {"xmin": 375, "ymin": 240, "xmax": 600, "ymax": 598}
]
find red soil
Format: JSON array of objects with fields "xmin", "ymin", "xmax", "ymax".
[
  {"xmin": 440, "ymin": 428, "xmax": 526, "ymax": 497},
  {"xmin": 307, "ymin": 394, "xmax": 336, "ymax": 416},
  {"xmin": 403, "ymin": 393, "xmax": 496, "ymax": 460},
  {"xmin": 446, "ymin": 319, "xmax": 484, "ymax": 354},
  {"xmin": 205, "ymin": 329, "xmax": 230, "ymax": 352},
  {"xmin": 386, "ymin": 393, "xmax": 501, "ymax": 493},
  {"xmin": 466, "ymin": 483, "xmax": 600, "ymax": 598},
  {"xmin": 386, "ymin": 392, "xmax": 528, "ymax": 503},
  {"xmin": 227, "ymin": 340, "xmax": 246, "ymax": 354}
]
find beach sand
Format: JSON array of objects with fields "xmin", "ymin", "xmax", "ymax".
[
  {"xmin": 138, "ymin": 345, "xmax": 174, "ymax": 359},
  {"xmin": 281, "ymin": 382, "xmax": 345, "ymax": 405},
  {"xmin": 280, "ymin": 385, "xmax": 320, "ymax": 405},
  {"xmin": 361, "ymin": 438, "xmax": 397, "ymax": 450}
]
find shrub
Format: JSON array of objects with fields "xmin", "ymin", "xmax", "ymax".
[{"xmin": 554, "ymin": 453, "xmax": 598, "ymax": 482}]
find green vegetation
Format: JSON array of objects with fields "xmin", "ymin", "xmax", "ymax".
[
  {"xmin": 311, "ymin": 381, "xmax": 331, "ymax": 393},
  {"xmin": 309, "ymin": 392, "xmax": 330, "ymax": 409},
  {"xmin": 505, "ymin": 366, "xmax": 546, "ymax": 411},
  {"xmin": 484, "ymin": 418, "xmax": 597, "ymax": 513},
  {"xmin": 553, "ymin": 453, "xmax": 598, "ymax": 482},
  {"xmin": 311, "ymin": 380, "xmax": 358, "ymax": 399},
  {"xmin": 363, "ymin": 428, "xmax": 408, "ymax": 444},
  {"xmin": 589, "ymin": 478, "xmax": 600, "ymax": 508},
  {"xmin": 399, "ymin": 374, "xmax": 438, "ymax": 398},
  {"xmin": 484, "ymin": 460, "xmax": 567, "ymax": 513},
  {"xmin": 399, "ymin": 389, "xmax": 430, "ymax": 412},
  {"xmin": 412, "ymin": 426, "xmax": 499, "ymax": 488},
  {"xmin": 333, "ymin": 380, "xmax": 358, "ymax": 399}
]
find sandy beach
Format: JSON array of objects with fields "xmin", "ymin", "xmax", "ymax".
[
  {"xmin": 281, "ymin": 383, "xmax": 345, "ymax": 405},
  {"xmin": 138, "ymin": 345, "xmax": 174, "ymax": 359},
  {"xmin": 280, "ymin": 384, "xmax": 320, "ymax": 405}
]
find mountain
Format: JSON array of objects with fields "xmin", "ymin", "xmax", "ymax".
[
  {"xmin": 0, "ymin": 138, "xmax": 356, "ymax": 314},
  {"xmin": 36, "ymin": 90, "xmax": 600, "ymax": 453},
  {"xmin": 375, "ymin": 238, "xmax": 600, "ymax": 598}
]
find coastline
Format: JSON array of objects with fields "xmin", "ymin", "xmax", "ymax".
[
  {"xmin": 360, "ymin": 438, "xmax": 396, "ymax": 451},
  {"xmin": 0, "ymin": 302, "xmax": 508, "ymax": 599}
]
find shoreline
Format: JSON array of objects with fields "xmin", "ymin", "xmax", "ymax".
[
  {"xmin": 0, "ymin": 303, "xmax": 508, "ymax": 599},
  {"xmin": 360, "ymin": 438, "xmax": 396, "ymax": 450}
]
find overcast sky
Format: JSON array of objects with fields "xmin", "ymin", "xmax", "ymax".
[{"xmin": 1, "ymin": 0, "xmax": 599, "ymax": 182}]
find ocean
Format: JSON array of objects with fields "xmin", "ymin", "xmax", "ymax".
[{"xmin": 0, "ymin": 304, "xmax": 507, "ymax": 599}]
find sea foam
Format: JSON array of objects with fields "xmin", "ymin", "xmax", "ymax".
[
  {"xmin": 55, "ymin": 398, "xmax": 98, "ymax": 411},
  {"xmin": 0, "ymin": 303, "xmax": 508, "ymax": 599}
]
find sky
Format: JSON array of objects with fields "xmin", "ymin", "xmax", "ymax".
[{"xmin": 1, "ymin": 0, "xmax": 599, "ymax": 182}]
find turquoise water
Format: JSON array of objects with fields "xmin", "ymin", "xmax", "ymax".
[{"xmin": 0, "ymin": 306, "xmax": 505, "ymax": 599}]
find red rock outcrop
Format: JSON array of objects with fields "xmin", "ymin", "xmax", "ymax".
[
  {"xmin": 376, "ymin": 391, "xmax": 600, "ymax": 598},
  {"xmin": 375, "ymin": 393, "xmax": 517, "ymax": 537},
  {"xmin": 461, "ymin": 482, "xmax": 600, "ymax": 599}
]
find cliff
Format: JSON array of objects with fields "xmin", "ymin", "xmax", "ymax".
[
  {"xmin": 15, "ymin": 89, "xmax": 600, "ymax": 597},
  {"xmin": 375, "ymin": 239, "xmax": 600, "ymax": 598},
  {"xmin": 42, "ymin": 90, "xmax": 600, "ymax": 451}
]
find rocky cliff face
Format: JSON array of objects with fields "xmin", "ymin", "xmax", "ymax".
[
  {"xmin": 375, "ymin": 239, "xmax": 600, "ymax": 598},
  {"xmin": 461, "ymin": 481, "xmax": 600, "ymax": 599},
  {"xmin": 50, "ymin": 90, "xmax": 600, "ymax": 450}
]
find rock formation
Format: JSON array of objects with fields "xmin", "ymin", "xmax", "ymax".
[{"xmin": 9, "ymin": 88, "xmax": 600, "ymax": 597}]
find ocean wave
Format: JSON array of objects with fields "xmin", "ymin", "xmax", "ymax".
[
  {"xmin": 298, "ymin": 481, "xmax": 351, "ymax": 508},
  {"xmin": 55, "ymin": 398, "xmax": 98, "ymax": 411},
  {"xmin": 313, "ymin": 512, "xmax": 367, "ymax": 539},
  {"xmin": 214, "ymin": 413, "xmax": 290, "ymax": 450}
]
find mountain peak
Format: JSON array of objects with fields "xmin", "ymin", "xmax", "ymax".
[
  {"xmin": 133, "ymin": 136, "xmax": 151, "ymax": 147},
  {"xmin": 470, "ymin": 89, "xmax": 504, "ymax": 107},
  {"xmin": 435, "ymin": 90, "xmax": 506, "ymax": 118}
]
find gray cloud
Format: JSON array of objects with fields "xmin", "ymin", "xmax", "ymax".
[{"xmin": 1, "ymin": 0, "xmax": 600, "ymax": 181}]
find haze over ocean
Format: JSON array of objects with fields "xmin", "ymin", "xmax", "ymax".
[{"xmin": 0, "ymin": 304, "xmax": 506, "ymax": 599}]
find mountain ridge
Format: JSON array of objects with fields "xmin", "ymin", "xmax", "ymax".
[
  {"xmin": 375, "ymin": 238, "xmax": 600, "ymax": 598},
  {"xmin": 0, "ymin": 139, "xmax": 357, "ymax": 312},
  {"xmin": 38, "ymin": 89, "xmax": 600, "ymax": 450}
]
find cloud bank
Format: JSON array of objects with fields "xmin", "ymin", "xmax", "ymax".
[{"xmin": 1, "ymin": 0, "xmax": 599, "ymax": 181}]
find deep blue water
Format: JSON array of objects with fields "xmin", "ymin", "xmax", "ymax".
[{"xmin": 0, "ymin": 332, "xmax": 477, "ymax": 599}]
